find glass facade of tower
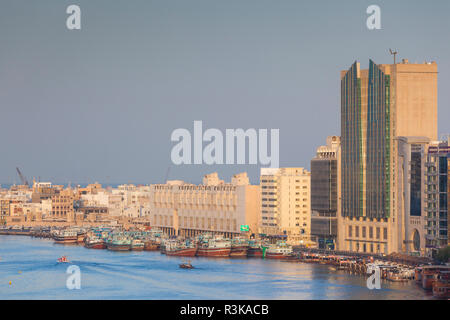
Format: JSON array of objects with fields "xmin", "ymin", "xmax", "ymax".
[
  {"xmin": 425, "ymin": 143, "xmax": 449, "ymax": 248},
  {"xmin": 410, "ymin": 144, "xmax": 423, "ymax": 217},
  {"xmin": 341, "ymin": 62, "xmax": 363, "ymax": 218},
  {"xmin": 341, "ymin": 61, "xmax": 391, "ymax": 220},
  {"xmin": 311, "ymin": 159, "xmax": 337, "ymax": 214},
  {"xmin": 366, "ymin": 60, "xmax": 390, "ymax": 219}
]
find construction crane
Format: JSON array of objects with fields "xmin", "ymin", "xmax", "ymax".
[{"xmin": 16, "ymin": 167, "xmax": 29, "ymax": 186}]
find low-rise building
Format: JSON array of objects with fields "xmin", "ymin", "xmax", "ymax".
[
  {"xmin": 150, "ymin": 172, "xmax": 260, "ymax": 237},
  {"xmin": 260, "ymin": 168, "xmax": 311, "ymax": 244}
]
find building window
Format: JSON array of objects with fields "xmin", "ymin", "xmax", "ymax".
[{"xmin": 383, "ymin": 227, "xmax": 388, "ymax": 240}]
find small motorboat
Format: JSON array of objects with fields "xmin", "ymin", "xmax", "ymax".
[
  {"xmin": 179, "ymin": 260, "xmax": 194, "ymax": 269},
  {"xmin": 57, "ymin": 256, "xmax": 70, "ymax": 263}
]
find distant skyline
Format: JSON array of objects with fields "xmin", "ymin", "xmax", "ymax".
[{"xmin": 1, "ymin": 0, "xmax": 450, "ymax": 185}]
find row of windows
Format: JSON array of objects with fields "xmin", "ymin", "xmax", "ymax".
[{"xmin": 348, "ymin": 225, "xmax": 387, "ymax": 240}]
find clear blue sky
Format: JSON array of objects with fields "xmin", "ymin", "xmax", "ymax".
[{"xmin": 1, "ymin": 0, "xmax": 449, "ymax": 185}]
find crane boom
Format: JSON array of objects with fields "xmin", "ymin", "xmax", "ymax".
[{"xmin": 16, "ymin": 167, "xmax": 29, "ymax": 186}]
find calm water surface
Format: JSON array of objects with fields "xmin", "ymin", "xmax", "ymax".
[{"xmin": 0, "ymin": 235, "xmax": 433, "ymax": 300}]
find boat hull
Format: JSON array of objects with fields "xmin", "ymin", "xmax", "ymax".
[
  {"xmin": 166, "ymin": 247, "xmax": 197, "ymax": 257},
  {"xmin": 54, "ymin": 236, "xmax": 78, "ymax": 244},
  {"xmin": 230, "ymin": 246, "xmax": 248, "ymax": 257},
  {"xmin": 107, "ymin": 243, "xmax": 131, "ymax": 251},
  {"xmin": 265, "ymin": 252, "xmax": 295, "ymax": 260},
  {"xmin": 432, "ymin": 281, "xmax": 450, "ymax": 299},
  {"xmin": 144, "ymin": 242, "xmax": 159, "ymax": 251},
  {"xmin": 77, "ymin": 233, "xmax": 87, "ymax": 243},
  {"xmin": 247, "ymin": 247, "xmax": 263, "ymax": 257},
  {"xmin": 422, "ymin": 275, "xmax": 436, "ymax": 290},
  {"xmin": 85, "ymin": 242, "xmax": 106, "ymax": 249},
  {"xmin": 197, "ymin": 247, "xmax": 231, "ymax": 257}
]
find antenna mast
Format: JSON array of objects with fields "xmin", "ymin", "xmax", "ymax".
[{"xmin": 389, "ymin": 49, "xmax": 398, "ymax": 64}]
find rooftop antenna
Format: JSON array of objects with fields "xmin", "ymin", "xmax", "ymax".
[
  {"xmin": 165, "ymin": 166, "xmax": 171, "ymax": 183},
  {"xmin": 389, "ymin": 49, "xmax": 398, "ymax": 64}
]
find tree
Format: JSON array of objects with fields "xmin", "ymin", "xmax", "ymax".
[{"xmin": 435, "ymin": 246, "xmax": 450, "ymax": 263}]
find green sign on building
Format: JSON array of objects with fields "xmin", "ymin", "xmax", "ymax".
[{"xmin": 240, "ymin": 225, "xmax": 249, "ymax": 232}]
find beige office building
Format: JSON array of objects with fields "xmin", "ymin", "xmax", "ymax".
[
  {"xmin": 337, "ymin": 59, "xmax": 438, "ymax": 255},
  {"xmin": 260, "ymin": 168, "xmax": 311, "ymax": 244},
  {"xmin": 149, "ymin": 172, "xmax": 260, "ymax": 237}
]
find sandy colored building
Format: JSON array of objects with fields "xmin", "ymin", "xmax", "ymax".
[
  {"xmin": 0, "ymin": 199, "xmax": 10, "ymax": 225},
  {"xmin": 51, "ymin": 188, "xmax": 77, "ymax": 222},
  {"xmin": 337, "ymin": 59, "xmax": 438, "ymax": 255},
  {"xmin": 260, "ymin": 168, "xmax": 311, "ymax": 244},
  {"xmin": 149, "ymin": 172, "xmax": 260, "ymax": 237},
  {"xmin": 395, "ymin": 136, "xmax": 431, "ymax": 254}
]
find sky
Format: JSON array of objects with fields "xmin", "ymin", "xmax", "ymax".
[{"xmin": 1, "ymin": 0, "xmax": 449, "ymax": 185}]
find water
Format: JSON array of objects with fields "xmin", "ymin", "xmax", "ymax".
[{"xmin": 0, "ymin": 235, "xmax": 432, "ymax": 300}]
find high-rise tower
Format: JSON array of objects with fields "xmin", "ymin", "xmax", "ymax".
[{"xmin": 337, "ymin": 59, "xmax": 438, "ymax": 254}]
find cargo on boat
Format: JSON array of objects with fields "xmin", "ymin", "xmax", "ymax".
[
  {"xmin": 131, "ymin": 239, "xmax": 145, "ymax": 251},
  {"xmin": 265, "ymin": 241, "xmax": 294, "ymax": 259},
  {"xmin": 53, "ymin": 230, "xmax": 78, "ymax": 244},
  {"xmin": 230, "ymin": 236, "xmax": 249, "ymax": 257},
  {"xmin": 165, "ymin": 238, "xmax": 197, "ymax": 257},
  {"xmin": 106, "ymin": 236, "xmax": 131, "ymax": 251},
  {"xmin": 144, "ymin": 240, "xmax": 159, "ymax": 251},
  {"xmin": 247, "ymin": 240, "xmax": 267, "ymax": 258},
  {"xmin": 196, "ymin": 234, "xmax": 231, "ymax": 257},
  {"xmin": 84, "ymin": 236, "xmax": 106, "ymax": 249}
]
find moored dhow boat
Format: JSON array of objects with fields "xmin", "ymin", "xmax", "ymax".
[
  {"xmin": 166, "ymin": 239, "xmax": 197, "ymax": 257},
  {"xmin": 196, "ymin": 235, "xmax": 231, "ymax": 257},
  {"xmin": 76, "ymin": 230, "xmax": 87, "ymax": 244},
  {"xmin": 230, "ymin": 236, "xmax": 249, "ymax": 258},
  {"xmin": 53, "ymin": 230, "xmax": 78, "ymax": 244},
  {"xmin": 84, "ymin": 236, "xmax": 106, "ymax": 249},
  {"xmin": 143, "ymin": 239, "xmax": 159, "ymax": 251},
  {"xmin": 1, "ymin": 225, "xmax": 32, "ymax": 236},
  {"xmin": 131, "ymin": 239, "xmax": 145, "ymax": 251},
  {"xmin": 106, "ymin": 237, "xmax": 132, "ymax": 251},
  {"xmin": 265, "ymin": 241, "xmax": 295, "ymax": 259},
  {"xmin": 432, "ymin": 272, "xmax": 450, "ymax": 299},
  {"xmin": 247, "ymin": 240, "xmax": 268, "ymax": 258},
  {"xmin": 421, "ymin": 266, "xmax": 450, "ymax": 290}
]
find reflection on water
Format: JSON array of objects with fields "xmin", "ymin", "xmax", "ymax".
[{"xmin": 0, "ymin": 235, "xmax": 432, "ymax": 300}]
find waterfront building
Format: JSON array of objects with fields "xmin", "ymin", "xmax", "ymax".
[
  {"xmin": 31, "ymin": 181, "xmax": 61, "ymax": 203},
  {"xmin": 0, "ymin": 199, "xmax": 10, "ymax": 225},
  {"xmin": 424, "ymin": 139, "xmax": 449, "ymax": 253},
  {"xmin": 51, "ymin": 188, "xmax": 77, "ymax": 222},
  {"xmin": 337, "ymin": 59, "xmax": 438, "ymax": 254},
  {"xmin": 260, "ymin": 168, "xmax": 311, "ymax": 244},
  {"xmin": 77, "ymin": 206, "xmax": 109, "ymax": 221},
  {"xmin": 311, "ymin": 136, "xmax": 340, "ymax": 249},
  {"xmin": 149, "ymin": 172, "xmax": 260, "ymax": 237},
  {"xmin": 396, "ymin": 136, "xmax": 430, "ymax": 254}
]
